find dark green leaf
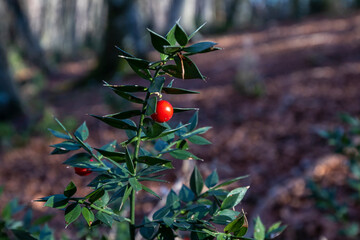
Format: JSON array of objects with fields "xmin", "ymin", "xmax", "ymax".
[
  {"xmin": 82, "ymin": 207, "xmax": 95, "ymax": 226},
  {"xmin": 74, "ymin": 122, "xmax": 89, "ymax": 141},
  {"xmin": 158, "ymin": 225, "xmax": 175, "ymax": 240},
  {"xmin": 11, "ymin": 230, "xmax": 36, "ymax": 240},
  {"xmin": 149, "ymin": 76, "xmax": 165, "ymax": 93},
  {"xmin": 166, "ymin": 190, "xmax": 180, "ymax": 208},
  {"xmin": 129, "ymin": 178, "xmax": 142, "ymax": 192},
  {"xmin": 183, "ymin": 42, "xmax": 217, "ymax": 54},
  {"xmin": 179, "ymin": 185, "xmax": 195, "ymax": 202},
  {"xmin": 63, "ymin": 153, "xmax": 92, "ymax": 168},
  {"xmin": 153, "ymin": 206, "xmax": 171, "ymax": 220},
  {"xmin": 162, "ymin": 87, "xmax": 199, "ymax": 95},
  {"xmin": 164, "ymin": 46, "xmax": 182, "ymax": 54},
  {"xmin": 173, "ymin": 107, "xmax": 199, "ymax": 113},
  {"xmin": 91, "ymin": 115, "xmax": 137, "ymax": 131},
  {"xmin": 189, "ymin": 22, "xmax": 206, "ymax": 40},
  {"xmin": 145, "ymin": 97, "xmax": 157, "ymax": 116},
  {"xmin": 190, "ymin": 166, "xmax": 204, "ymax": 196},
  {"xmin": 105, "ymin": 110, "xmax": 142, "ymax": 119},
  {"xmin": 254, "ymin": 217, "xmax": 265, "ymax": 240},
  {"xmin": 181, "ymin": 127, "xmax": 211, "ymax": 139},
  {"xmin": 149, "ymin": 123, "xmax": 190, "ymax": 141},
  {"xmin": 175, "ymin": 23, "xmax": 188, "ymax": 46},
  {"xmin": 163, "ymin": 217, "xmax": 174, "ymax": 227},
  {"xmin": 221, "ymin": 187, "xmax": 249, "ymax": 210},
  {"xmin": 140, "ymin": 217, "xmax": 160, "ymax": 240},
  {"xmin": 65, "ymin": 203, "xmax": 81, "ymax": 226},
  {"xmin": 48, "ymin": 128, "xmax": 71, "ymax": 140},
  {"xmin": 96, "ymin": 212, "xmax": 113, "ymax": 227},
  {"xmin": 147, "ymin": 28, "xmax": 171, "ymax": 54},
  {"xmin": 39, "ymin": 224, "xmax": 53, "ymax": 240},
  {"xmin": 188, "ymin": 111, "xmax": 198, "ymax": 132},
  {"xmin": 266, "ymin": 222, "xmax": 287, "ymax": 239},
  {"xmin": 169, "ymin": 150, "xmax": 200, "ymax": 160},
  {"xmin": 205, "ymin": 170, "xmax": 219, "ymax": 188},
  {"xmin": 141, "ymin": 184, "xmax": 161, "ymax": 199},
  {"xmin": 111, "ymin": 90, "xmax": 145, "ymax": 104},
  {"xmin": 138, "ymin": 156, "xmax": 172, "ymax": 166},
  {"xmin": 118, "ymin": 56, "xmax": 151, "ymax": 79},
  {"xmin": 142, "ymin": 118, "xmax": 167, "ymax": 138},
  {"xmin": 224, "ymin": 214, "xmax": 248, "ymax": 237},
  {"xmin": 109, "ymin": 185, "xmax": 127, "ymax": 204},
  {"xmin": 50, "ymin": 141, "xmax": 80, "ymax": 151},
  {"xmin": 188, "ymin": 135, "xmax": 211, "ymax": 145},
  {"xmin": 125, "ymin": 147, "xmax": 135, "ymax": 174},
  {"xmin": 214, "ymin": 175, "xmax": 249, "ymax": 189},
  {"xmin": 121, "ymin": 186, "xmax": 132, "ymax": 209},
  {"xmin": 212, "ymin": 209, "xmax": 239, "ymax": 225},
  {"xmin": 50, "ymin": 148, "xmax": 70, "ymax": 155},
  {"xmin": 44, "ymin": 195, "xmax": 68, "ymax": 209},
  {"xmin": 166, "ymin": 24, "xmax": 177, "ymax": 45},
  {"xmin": 64, "ymin": 181, "xmax": 77, "ymax": 198},
  {"xmin": 95, "ymin": 148, "xmax": 126, "ymax": 163},
  {"xmin": 87, "ymin": 188, "xmax": 105, "ymax": 203},
  {"xmin": 103, "ymin": 83, "xmax": 147, "ymax": 92}
]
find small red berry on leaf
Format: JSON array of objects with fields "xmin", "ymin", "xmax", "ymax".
[
  {"xmin": 151, "ymin": 100, "xmax": 173, "ymax": 123},
  {"xmin": 74, "ymin": 159, "xmax": 93, "ymax": 176}
]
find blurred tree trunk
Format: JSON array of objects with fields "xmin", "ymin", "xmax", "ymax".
[
  {"xmin": 4, "ymin": 0, "xmax": 51, "ymax": 74},
  {"xmin": 0, "ymin": 42, "xmax": 27, "ymax": 125}
]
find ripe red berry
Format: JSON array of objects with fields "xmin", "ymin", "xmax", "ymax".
[
  {"xmin": 74, "ymin": 159, "xmax": 93, "ymax": 176},
  {"xmin": 74, "ymin": 167, "xmax": 92, "ymax": 176},
  {"xmin": 151, "ymin": 100, "xmax": 173, "ymax": 123}
]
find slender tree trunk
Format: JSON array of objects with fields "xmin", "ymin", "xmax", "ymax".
[
  {"xmin": 4, "ymin": 0, "xmax": 51, "ymax": 74},
  {"xmin": 0, "ymin": 41, "xmax": 27, "ymax": 125}
]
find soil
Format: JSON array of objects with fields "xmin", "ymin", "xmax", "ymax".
[{"xmin": 1, "ymin": 12, "xmax": 360, "ymax": 240}]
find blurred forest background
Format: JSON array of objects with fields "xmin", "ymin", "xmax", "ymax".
[{"xmin": 1, "ymin": 0, "xmax": 360, "ymax": 239}]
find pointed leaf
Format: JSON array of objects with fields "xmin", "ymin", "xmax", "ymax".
[
  {"xmin": 169, "ymin": 150, "xmax": 200, "ymax": 160},
  {"xmin": 48, "ymin": 128, "xmax": 71, "ymax": 140},
  {"xmin": 103, "ymin": 83, "xmax": 147, "ymax": 92},
  {"xmin": 141, "ymin": 184, "xmax": 161, "ymax": 199},
  {"xmin": 188, "ymin": 111, "xmax": 198, "ymax": 131},
  {"xmin": 221, "ymin": 187, "xmax": 249, "ymax": 210},
  {"xmin": 95, "ymin": 148, "xmax": 126, "ymax": 163},
  {"xmin": 111, "ymin": 90, "xmax": 145, "ymax": 104},
  {"xmin": 82, "ymin": 207, "xmax": 95, "ymax": 226},
  {"xmin": 188, "ymin": 135, "xmax": 211, "ymax": 145},
  {"xmin": 173, "ymin": 107, "xmax": 199, "ymax": 113},
  {"xmin": 147, "ymin": 28, "xmax": 171, "ymax": 53},
  {"xmin": 189, "ymin": 22, "xmax": 207, "ymax": 40},
  {"xmin": 190, "ymin": 166, "xmax": 204, "ymax": 196},
  {"xmin": 96, "ymin": 211, "xmax": 113, "ymax": 227},
  {"xmin": 166, "ymin": 24, "xmax": 177, "ymax": 45},
  {"xmin": 74, "ymin": 122, "xmax": 89, "ymax": 141},
  {"xmin": 145, "ymin": 97, "xmax": 157, "ymax": 116},
  {"xmin": 64, "ymin": 182, "xmax": 77, "ymax": 198},
  {"xmin": 214, "ymin": 175, "xmax": 249, "ymax": 189},
  {"xmin": 205, "ymin": 170, "xmax": 219, "ymax": 188},
  {"xmin": 87, "ymin": 188, "xmax": 105, "ymax": 203},
  {"xmin": 138, "ymin": 156, "xmax": 172, "ymax": 166},
  {"xmin": 162, "ymin": 87, "xmax": 199, "ymax": 95},
  {"xmin": 179, "ymin": 185, "xmax": 195, "ymax": 202},
  {"xmin": 65, "ymin": 203, "xmax": 81, "ymax": 226},
  {"xmin": 129, "ymin": 178, "xmax": 142, "ymax": 192},
  {"xmin": 125, "ymin": 147, "xmax": 135, "ymax": 174},
  {"xmin": 91, "ymin": 115, "xmax": 137, "ymax": 131},
  {"xmin": 149, "ymin": 76, "xmax": 165, "ymax": 93},
  {"xmin": 50, "ymin": 141, "xmax": 80, "ymax": 151},
  {"xmin": 183, "ymin": 42, "xmax": 217, "ymax": 54},
  {"xmin": 254, "ymin": 217, "xmax": 265, "ymax": 240},
  {"xmin": 105, "ymin": 110, "xmax": 142, "ymax": 119},
  {"xmin": 175, "ymin": 23, "xmax": 188, "ymax": 46}
]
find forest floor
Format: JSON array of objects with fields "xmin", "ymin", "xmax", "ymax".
[{"xmin": 1, "ymin": 12, "xmax": 360, "ymax": 240}]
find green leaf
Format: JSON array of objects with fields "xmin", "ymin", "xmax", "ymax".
[
  {"xmin": 87, "ymin": 188, "xmax": 105, "ymax": 203},
  {"xmin": 111, "ymin": 90, "xmax": 145, "ymax": 104},
  {"xmin": 64, "ymin": 182, "xmax": 77, "ymax": 198},
  {"xmin": 48, "ymin": 128, "xmax": 71, "ymax": 140},
  {"xmin": 164, "ymin": 46, "xmax": 182, "ymax": 55},
  {"xmin": 82, "ymin": 207, "xmax": 95, "ymax": 226},
  {"xmin": 214, "ymin": 175, "xmax": 249, "ymax": 189},
  {"xmin": 129, "ymin": 178, "xmax": 142, "ymax": 192},
  {"xmin": 189, "ymin": 22, "xmax": 206, "ymax": 40},
  {"xmin": 179, "ymin": 185, "xmax": 195, "ymax": 202},
  {"xmin": 63, "ymin": 153, "xmax": 92, "ymax": 168},
  {"xmin": 91, "ymin": 115, "xmax": 137, "ymax": 131},
  {"xmin": 183, "ymin": 42, "xmax": 218, "ymax": 54},
  {"xmin": 147, "ymin": 28, "xmax": 171, "ymax": 54},
  {"xmin": 138, "ymin": 156, "xmax": 172, "ymax": 166},
  {"xmin": 221, "ymin": 187, "xmax": 249, "ymax": 210},
  {"xmin": 254, "ymin": 217, "xmax": 265, "ymax": 240},
  {"xmin": 212, "ymin": 209, "xmax": 240, "ymax": 225},
  {"xmin": 190, "ymin": 166, "xmax": 204, "ymax": 196},
  {"xmin": 95, "ymin": 148, "xmax": 125, "ymax": 163},
  {"xmin": 118, "ymin": 56, "xmax": 151, "ymax": 80},
  {"xmin": 266, "ymin": 222, "xmax": 287, "ymax": 239},
  {"xmin": 125, "ymin": 147, "xmax": 135, "ymax": 174},
  {"xmin": 142, "ymin": 118, "xmax": 167, "ymax": 138},
  {"xmin": 141, "ymin": 184, "xmax": 161, "ymax": 199},
  {"xmin": 105, "ymin": 110, "xmax": 142, "ymax": 119},
  {"xmin": 166, "ymin": 23, "xmax": 177, "ymax": 45},
  {"xmin": 158, "ymin": 225, "xmax": 175, "ymax": 240},
  {"xmin": 96, "ymin": 211, "xmax": 113, "ymax": 227},
  {"xmin": 103, "ymin": 83, "xmax": 147, "ymax": 92},
  {"xmin": 50, "ymin": 141, "xmax": 80, "ymax": 151},
  {"xmin": 169, "ymin": 150, "xmax": 200, "ymax": 160},
  {"xmin": 205, "ymin": 170, "xmax": 219, "ymax": 188},
  {"xmin": 145, "ymin": 97, "xmax": 157, "ymax": 116},
  {"xmin": 149, "ymin": 76, "xmax": 165, "ymax": 93},
  {"xmin": 65, "ymin": 203, "xmax": 81, "ymax": 226},
  {"xmin": 11, "ymin": 230, "xmax": 36, "ymax": 240},
  {"xmin": 121, "ymin": 186, "xmax": 133, "ymax": 209},
  {"xmin": 162, "ymin": 87, "xmax": 199, "ymax": 95},
  {"xmin": 50, "ymin": 148, "xmax": 70, "ymax": 155},
  {"xmin": 175, "ymin": 23, "xmax": 188, "ymax": 46},
  {"xmin": 224, "ymin": 214, "xmax": 248, "ymax": 237},
  {"xmin": 181, "ymin": 126, "xmax": 212, "ymax": 139},
  {"xmin": 44, "ymin": 195, "xmax": 68, "ymax": 209},
  {"xmin": 140, "ymin": 217, "xmax": 160, "ymax": 240},
  {"xmin": 188, "ymin": 135, "xmax": 211, "ymax": 145},
  {"xmin": 166, "ymin": 190, "xmax": 180, "ymax": 208},
  {"xmin": 74, "ymin": 122, "xmax": 89, "ymax": 141},
  {"xmin": 39, "ymin": 224, "xmax": 54, "ymax": 240},
  {"xmin": 109, "ymin": 185, "xmax": 127, "ymax": 204},
  {"xmin": 188, "ymin": 111, "xmax": 198, "ymax": 132},
  {"xmin": 173, "ymin": 107, "xmax": 199, "ymax": 113}
]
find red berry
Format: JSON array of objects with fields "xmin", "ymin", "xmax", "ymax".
[
  {"xmin": 151, "ymin": 100, "xmax": 173, "ymax": 123},
  {"xmin": 74, "ymin": 167, "xmax": 92, "ymax": 176},
  {"xmin": 74, "ymin": 159, "xmax": 93, "ymax": 176}
]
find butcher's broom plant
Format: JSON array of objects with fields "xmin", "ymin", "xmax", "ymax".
[{"xmin": 37, "ymin": 22, "xmax": 285, "ymax": 240}]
